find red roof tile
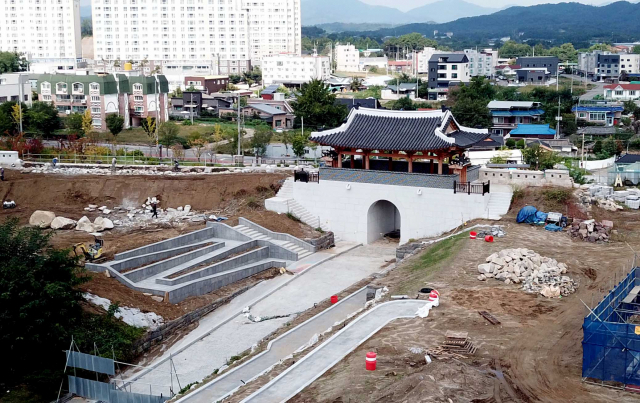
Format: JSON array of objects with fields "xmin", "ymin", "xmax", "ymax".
[{"xmin": 604, "ymin": 84, "xmax": 640, "ymax": 90}]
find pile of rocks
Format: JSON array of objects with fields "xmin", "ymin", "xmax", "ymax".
[
  {"xmin": 29, "ymin": 210, "xmax": 113, "ymax": 233},
  {"xmin": 477, "ymin": 248, "xmax": 578, "ymax": 298},
  {"xmin": 574, "ymin": 185, "xmax": 634, "ymax": 212},
  {"xmin": 569, "ymin": 219, "xmax": 613, "ymax": 243}
]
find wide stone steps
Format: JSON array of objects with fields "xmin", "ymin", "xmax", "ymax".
[
  {"xmin": 486, "ymin": 192, "xmax": 513, "ymax": 220},
  {"xmin": 233, "ymin": 224, "xmax": 313, "ymax": 260},
  {"xmin": 275, "ymin": 177, "xmax": 331, "ymax": 232}
]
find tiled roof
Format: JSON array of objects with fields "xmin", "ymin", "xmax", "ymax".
[
  {"xmin": 487, "ymin": 101, "xmax": 539, "ymax": 109},
  {"xmin": 261, "ymin": 84, "xmax": 280, "ymax": 95},
  {"xmin": 617, "ymin": 154, "xmax": 640, "ymax": 164},
  {"xmin": 491, "ymin": 109, "xmax": 545, "ymax": 117},
  {"xmin": 249, "ymin": 103, "xmax": 286, "ymax": 115},
  {"xmin": 428, "ymin": 53, "xmax": 468, "ymax": 63},
  {"xmin": 604, "ymin": 84, "xmax": 640, "ymax": 90},
  {"xmin": 509, "ymin": 124, "xmax": 556, "ymax": 136},
  {"xmin": 572, "ymin": 106, "xmax": 624, "ymax": 112},
  {"xmin": 310, "ymin": 108, "xmax": 489, "ymax": 151}
]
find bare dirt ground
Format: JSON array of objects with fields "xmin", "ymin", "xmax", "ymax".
[
  {"xmin": 0, "ymin": 170, "xmax": 323, "ymax": 319},
  {"xmin": 286, "ymin": 193, "xmax": 640, "ymax": 403}
]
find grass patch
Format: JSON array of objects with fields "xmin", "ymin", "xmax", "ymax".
[
  {"xmin": 287, "ymin": 212, "xmax": 301, "ymax": 222},
  {"xmin": 512, "ymin": 185, "xmax": 524, "ymax": 202},
  {"xmin": 246, "ymin": 197, "xmax": 260, "ymax": 209},
  {"xmin": 394, "ymin": 233, "xmax": 467, "ymax": 295},
  {"xmin": 542, "ymin": 188, "xmax": 572, "ymax": 204}
]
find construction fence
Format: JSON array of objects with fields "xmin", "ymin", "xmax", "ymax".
[{"xmin": 582, "ymin": 266, "xmax": 640, "ymax": 387}]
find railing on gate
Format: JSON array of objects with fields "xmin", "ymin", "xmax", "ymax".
[
  {"xmin": 453, "ymin": 180, "xmax": 490, "ymax": 195},
  {"xmin": 294, "ymin": 169, "xmax": 319, "ymax": 183}
]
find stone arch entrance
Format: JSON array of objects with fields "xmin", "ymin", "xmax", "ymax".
[{"xmin": 367, "ymin": 200, "xmax": 401, "ymax": 244}]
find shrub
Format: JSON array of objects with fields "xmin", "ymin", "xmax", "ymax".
[{"xmin": 542, "ymin": 188, "xmax": 572, "ymax": 204}]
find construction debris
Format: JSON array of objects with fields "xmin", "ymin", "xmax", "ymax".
[
  {"xmin": 574, "ymin": 185, "xmax": 639, "ymax": 212},
  {"xmin": 428, "ymin": 331, "xmax": 477, "ymax": 359},
  {"xmin": 569, "ymin": 219, "xmax": 612, "ymax": 243},
  {"xmin": 474, "ymin": 226, "xmax": 506, "ymax": 239},
  {"xmin": 477, "ymin": 248, "xmax": 578, "ymax": 298},
  {"xmin": 478, "ymin": 311, "xmax": 501, "ymax": 325},
  {"xmin": 29, "ymin": 210, "xmax": 56, "ymax": 228}
]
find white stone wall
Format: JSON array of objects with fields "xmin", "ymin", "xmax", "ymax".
[
  {"xmin": 291, "ymin": 180, "xmax": 490, "ymax": 245},
  {"xmin": 480, "ymin": 167, "xmax": 572, "ymax": 188}
]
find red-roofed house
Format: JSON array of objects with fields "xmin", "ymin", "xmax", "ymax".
[
  {"xmin": 604, "ymin": 83, "xmax": 640, "ymax": 101},
  {"xmin": 388, "ymin": 60, "xmax": 413, "ymax": 73},
  {"xmin": 495, "ymin": 64, "xmax": 521, "ymax": 79}
]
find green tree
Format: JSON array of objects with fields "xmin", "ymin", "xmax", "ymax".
[
  {"xmin": 0, "ymin": 101, "xmax": 23, "ymax": 135},
  {"xmin": 158, "ymin": 121, "xmax": 183, "ymax": 147},
  {"xmin": 141, "ymin": 116, "xmax": 156, "ymax": 141},
  {"xmin": 505, "ymin": 138, "xmax": 516, "ymax": 149},
  {"xmin": 548, "ymin": 43, "xmax": 578, "ymax": 63},
  {"xmin": 601, "ymin": 136, "xmax": 623, "ymax": 157},
  {"xmin": 291, "ymin": 132, "xmax": 309, "ymax": 158},
  {"xmin": 0, "ymin": 218, "xmax": 86, "ymax": 390},
  {"xmin": 593, "ymin": 139, "xmax": 603, "ymax": 155},
  {"xmin": 106, "ymin": 114, "xmax": 124, "ymax": 136},
  {"xmin": 349, "ymin": 77, "xmax": 363, "ymax": 92},
  {"xmin": 623, "ymin": 100, "xmax": 637, "ymax": 115},
  {"xmin": 81, "ymin": 109, "xmax": 93, "ymax": 136},
  {"xmin": 522, "ymin": 143, "xmax": 559, "ymax": 170},
  {"xmin": 390, "ymin": 96, "xmax": 416, "ymax": 111},
  {"xmin": 0, "ymin": 51, "xmax": 28, "ymax": 73},
  {"xmin": 588, "ymin": 43, "xmax": 611, "ymax": 52},
  {"xmin": 516, "ymin": 139, "xmax": 526, "ymax": 149},
  {"xmin": 81, "ymin": 18, "xmax": 93, "ymax": 37},
  {"xmin": 354, "ymin": 85, "xmax": 383, "ymax": 100},
  {"xmin": 26, "ymin": 101, "xmax": 60, "ymax": 136},
  {"xmin": 65, "ymin": 113, "xmax": 84, "ymax": 134},
  {"xmin": 290, "ymin": 79, "xmax": 347, "ymax": 129},
  {"xmin": 250, "ymin": 125, "xmax": 273, "ymax": 157},
  {"xmin": 499, "ymin": 41, "xmax": 532, "ymax": 58},
  {"xmin": 448, "ymin": 76, "xmax": 496, "ymax": 128},
  {"xmin": 633, "ymin": 45, "xmax": 640, "ymax": 54},
  {"xmin": 383, "ymin": 33, "xmax": 437, "ymax": 53},
  {"xmin": 187, "ymin": 131, "xmax": 208, "ymax": 161}
]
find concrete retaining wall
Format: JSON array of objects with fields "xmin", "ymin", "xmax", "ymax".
[
  {"xmin": 206, "ymin": 221, "xmax": 253, "ymax": 242},
  {"xmin": 166, "ymin": 260, "xmax": 285, "ymax": 303},
  {"xmin": 304, "ymin": 232, "xmax": 335, "ymax": 251},
  {"xmin": 239, "ymin": 217, "xmax": 316, "ymax": 253},
  {"xmin": 110, "ymin": 242, "xmax": 224, "ymax": 273},
  {"xmin": 115, "ymin": 227, "xmax": 216, "ymax": 261},
  {"xmin": 124, "ymin": 243, "xmax": 225, "ymax": 283},
  {"xmin": 156, "ymin": 247, "xmax": 270, "ymax": 286},
  {"xmin": 480, "ymin": 167, "xmax": 572, "ymax": 188}
]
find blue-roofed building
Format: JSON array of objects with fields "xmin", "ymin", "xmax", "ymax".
[
  {"xmin": 572, "ymin": 103, "xmax": 623, "ymax": 127},
  {"xmin": 487, "ymin": 101, "xmax": 544, "ymax": 137},
  {"xmin": 509, "ymin": 124, "xmax": 556, "ymax": 139}
]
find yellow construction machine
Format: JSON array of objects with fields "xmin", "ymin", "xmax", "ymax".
[{"xmin": 74, "ymin": 236, "xmax": 105, "ymax": 262}]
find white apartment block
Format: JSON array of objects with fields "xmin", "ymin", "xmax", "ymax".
[
  {"xmin": 464, "ymin": 48, "xmax": 498, "ymax": 77},
  {"xmin": 0, "ymin": 0, "xmax": 82, "ymax": 60},
  {"xmin": 620, "ymin": 54, "xmax": 640, "ymax": 74},
  {"xmin": 92, "ymin": 0, "xmax": 301, "ymax": 74},
  {"xmin": 0, "ymin": 73, "xmax": 32, "ymax": 105},
  {"xmin": 415, "ymin": 47, "xmax": 437, "ymax": 74},
  {"xmin": 335, "ymin": 44, "xmax": 359, "ymax": 72},
  {"xmin": 261, "ymin": 53, "xmax": 330, "ymax": 85}
]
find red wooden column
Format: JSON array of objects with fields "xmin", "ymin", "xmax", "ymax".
[
  {"xmin": 461, "ymin": 165, "xmax": 468, "ymax": 182},
  {"xmin": 407, "ymin": 153, "xmax": 414, "ymax": 173},
  {"xmin": 437, "ymin": 155, "xmax": 443, "ymax": 175},
  {"xmin": 336, "ymin": 148, "xmax": 343, "ymax": 168},
  {"xmin": 365, "ymin": 151, "xmax": 370, "ymax": 170}
]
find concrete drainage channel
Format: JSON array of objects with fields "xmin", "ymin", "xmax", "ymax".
[
  {"xmin": 86, "ymin": 220, "xmax": 316, "ymax": 303},
  {"xmin": 176, "ymin": 287, "xmax": 371, "ymax": 403}
]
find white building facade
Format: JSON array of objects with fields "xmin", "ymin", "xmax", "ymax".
[
  {"xmin": 335, "ymin": 44, "xmax": 359, "ymax": 72},
  {"xmin": 464, "ymin": 48, "xmax": 498, "ymax": 77},
  {"xmin": 415, "ymin": 47, "xmax": 437, "ymax": 74},
  {"xmin": 0, "ymin": 0, "xmax": 82, "ymax": 60},
  {"xmin": 0, "ymin": 73, "xmax": 32, "ymax": 105},
  {"xmin": 91, "ymin": 0, "xmax": 301, "ymax": 73},
  {"xmin": 262, "ymin": 53, "xmax": 330, "ymax": 85}
]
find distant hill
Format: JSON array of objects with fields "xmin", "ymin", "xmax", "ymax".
[
  {"xmin": 341, "ymin": 1, "xmax": 640, "ymax": 46},
  {"xmin": 301, "ymin": 0, "xmax": 496, "ymax": 26},
  {"xmin": 316, "ymin": 22, "xmax": 400, "ymax": 33},
  {"xmin": 80, "ymin": 4, "xmax": 92, "ymax": 19}
]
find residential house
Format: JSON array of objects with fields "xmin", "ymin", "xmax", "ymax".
[
  {"xmin": 261, "ymin": 53, "xmax": 331, "ymax": 86},
  {"xmin": 0, "ymin": 74, "xmax": 32, "ymax": 105},
  {"xmin": 388, "ymin": 60, "xmax": 414, "ymax": 74},
  {"xmin": 184, "ymin": 76, "xmax": 230, "ymax": 94},
  {"xmin": 31, "ymin": 73, "xmax": 169, "ymax": 130},
  {"xmin": 169, "ymin": 92, "xmax": 232, "ymax": 119},
  {"xmin": 335, "ymin": 44, "xmax": 360, "ymax": 73},
  {"xmin": 526, "ymin": 139, "xmax": 577, "ymax": 156},
  {"xmin": 572, "ymin": 104, "xmax": 623, "ymax": 126},
  {"xmin": 515, "ymin": 68, "xmax": 551, "ymax": 85},
  {"xmin": 469, "ymin": 134, "xmax": 504, "ymax": 151},
  {"xmin": 383, "ymin": 83, "xmax": 418, "ymax": 100},
  {"xmin": 516, "ymin": 56, "xmax": 559, "ymax": 76},
  {"xmin": 427, "ymin": 54, "xmax": 470, "ymax": 101},
  {"xmin": 495, "ymin": 65, "xmax": 520, "ymax": 80},
  {"xmin": 464, "ymin": 48, "xmax": 499, "ymax": 78},
  {"xmin": 359, "ymin": 57, "xmax": 388, "ymax": 72},
  {"xmin": 578, "ymin": 126, "xmax": 618, "ymax": 139},
  {"xmin": 488, "ymin": 101, "xmax": 544, "ymax": 137},
  {"xmin": 260, "ymin": 84, "xmax": 285, "ymax": 100},
  {"xmin": 219, "ymin": 103, "xmax": 293, "ymax": 130},
  {"xmin": 604, "ymin": 84, "xmax": 640, "ymax": 100},
  {"xmin": 508, "ymin": 124, "xmax": 556, "ymax": 139},
  {"xmin": 335, "ymin": 98, "xmax": 383, "ymax": 115}
]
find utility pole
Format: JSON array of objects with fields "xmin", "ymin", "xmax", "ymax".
[
  {"xmin": 18, "ymin": 73, "xmax": 23, "ymax": 133},
  {"xmin": 237, "ymin": 94, "xmax": 241, "ymax": 157},
  {"xmin": 190, "ymin": 92, "xmax": 194, "ymax": 125},
  {"xmin": 555, "ymin": 96, "xmax": 562, "ymax": 139}
]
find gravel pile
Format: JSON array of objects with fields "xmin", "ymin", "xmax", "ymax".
[
  {"xmin": 477, "ymin": 248, "xmax": 578, "ymax": 298},
  {"xmin": 569, "ymin": 218, "xmax": 613, "ymax": 243}
]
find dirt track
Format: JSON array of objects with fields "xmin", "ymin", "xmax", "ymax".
[{"xmin": 289, "ymin": 211, "xmax": 640, "ymax": 403}]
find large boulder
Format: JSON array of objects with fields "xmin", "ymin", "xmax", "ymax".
[
  {"xmin": 29, "ymin": 210, "xmax": 56, "ymax": 228},
  {"xmin": 51, "ymin": 217, "xmax": 77, "ymax": 230},
  {"xmin": 76, "ymin": 216, "xmax": 96, "ymax": 233},
  {"xmin": 94, "ymin": 217, "xmax": 114, "ymax": 231}
]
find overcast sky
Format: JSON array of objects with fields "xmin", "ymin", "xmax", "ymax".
[{"xmin": 79, "ymin": 0, "xmax": 615, "ymax": 12}]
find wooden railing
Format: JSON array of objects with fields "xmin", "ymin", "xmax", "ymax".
[
  {"xmin": 294, "ymin": 170, "xmax": 319, "ymax": 183},
  {"xmin": 453, "ymin": 180, "xmax": 490, "ymax": 195}
]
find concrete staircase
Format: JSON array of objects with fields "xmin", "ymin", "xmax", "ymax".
[
  {"xmin": 233, "ymin": 224, "xmax": 313, "ymax": 259},
  {"xmin": 276, "ymin": 178, "xmax": 331, "ymax": 232},
  {"xmin": 485, "ymin": 188, "xmax": 513, "ymax": 220}
]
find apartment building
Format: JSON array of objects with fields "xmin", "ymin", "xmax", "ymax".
[
  {"xmin": 0, "ymin": 73, "xmax": 32, "ymax": 105},
  {"xmin": 415, "ymin": 47, "xmax": 437, "ymax": 74},
  {"xmin": 261, "ymin": 53, "xmax": 330, "ymax": 85},
  {"xmin": 427, "ymin": 53, "xmax": 469, "ymax": 101},
  {"xmin": 31, "ymin": 73, "xmax": 169, "ymax": 130},
  {"xmin": 335, "ymin": 44, "xmax": 359, "ymax": 72},
  {"xmin": 464, "ymin": 48, "xmax": 498, "ymax": 78},
  {"xmin": 0, "ymin": 0, "xmax": 82, "ymax": 60},
  {"xmin": 515, "ymin": 56, "xmax": 559, "ymax": 76},
  {"xmin": 91, "ymin": 0, "xmax": 301, "ymax": 72},
  {"xmin": 619, "ymin": 54, "xmax": 640, "ymax": 74}
]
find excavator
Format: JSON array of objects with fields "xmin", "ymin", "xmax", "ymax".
[{"xmin": 74, "ymin": 236, "xmax": 105, "ymax": 263}]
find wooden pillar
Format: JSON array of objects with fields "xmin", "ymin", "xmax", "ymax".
[
  {"xmin": 365, "ymin": 152, "xmax": 370, "ymax": 170},
  {"xmin": 407, "ymin": 154, "xmax": 413, "ymax": 173},
  {"xmin": 388, "ymin": 155, "xmax": 393, "ymax": 171},
  {"xmin": 337, "ymin": 151, "xmax": 342, "ymax": 168},
  {"xmin": 438, "ymin": 156, "xmax": 443, "ymax": 175},
  {"xmin": 461, "ymin": 165, "xmax": 468, "ymax": 183},
  {"xmin": 430, "ymin": 159, "xmax": 435, "ymax": 173},
  {"xmin": 348, "ymin": 154, "xmax": 353, "ymax": 168}
]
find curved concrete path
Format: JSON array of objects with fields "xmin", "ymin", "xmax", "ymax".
[
  {"xmin": 177, "ymin": 287, "xmax": 369, "ymax": 403},
  {"xmin": 241, "ymin": 299, "xmax": 427, "ymax": 403}
]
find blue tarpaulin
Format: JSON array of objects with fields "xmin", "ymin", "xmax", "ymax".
[
  {"xmin": 545, "ymin": 223, "xmax": 563, "ymax": 232},
  {"xmin": 516, "ymin": 206, "xmax": 547, "ymax": 224}
]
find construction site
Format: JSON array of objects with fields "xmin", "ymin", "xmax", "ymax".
[{"xmin": 3, "ymin": 158, "xmax": 640, "ymax": 403}]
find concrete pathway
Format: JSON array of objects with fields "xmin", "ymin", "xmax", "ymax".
[
  {"xmin": 119, "ymin": 242, "xmax": 391, "ymax": 397},
  {"xmin": 241, "ymin": 300, "xmax": 427, "ymax": 403},
  {"xmin": 178, "ymin": 287, "xmax": 369, "ymax": 403}
]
